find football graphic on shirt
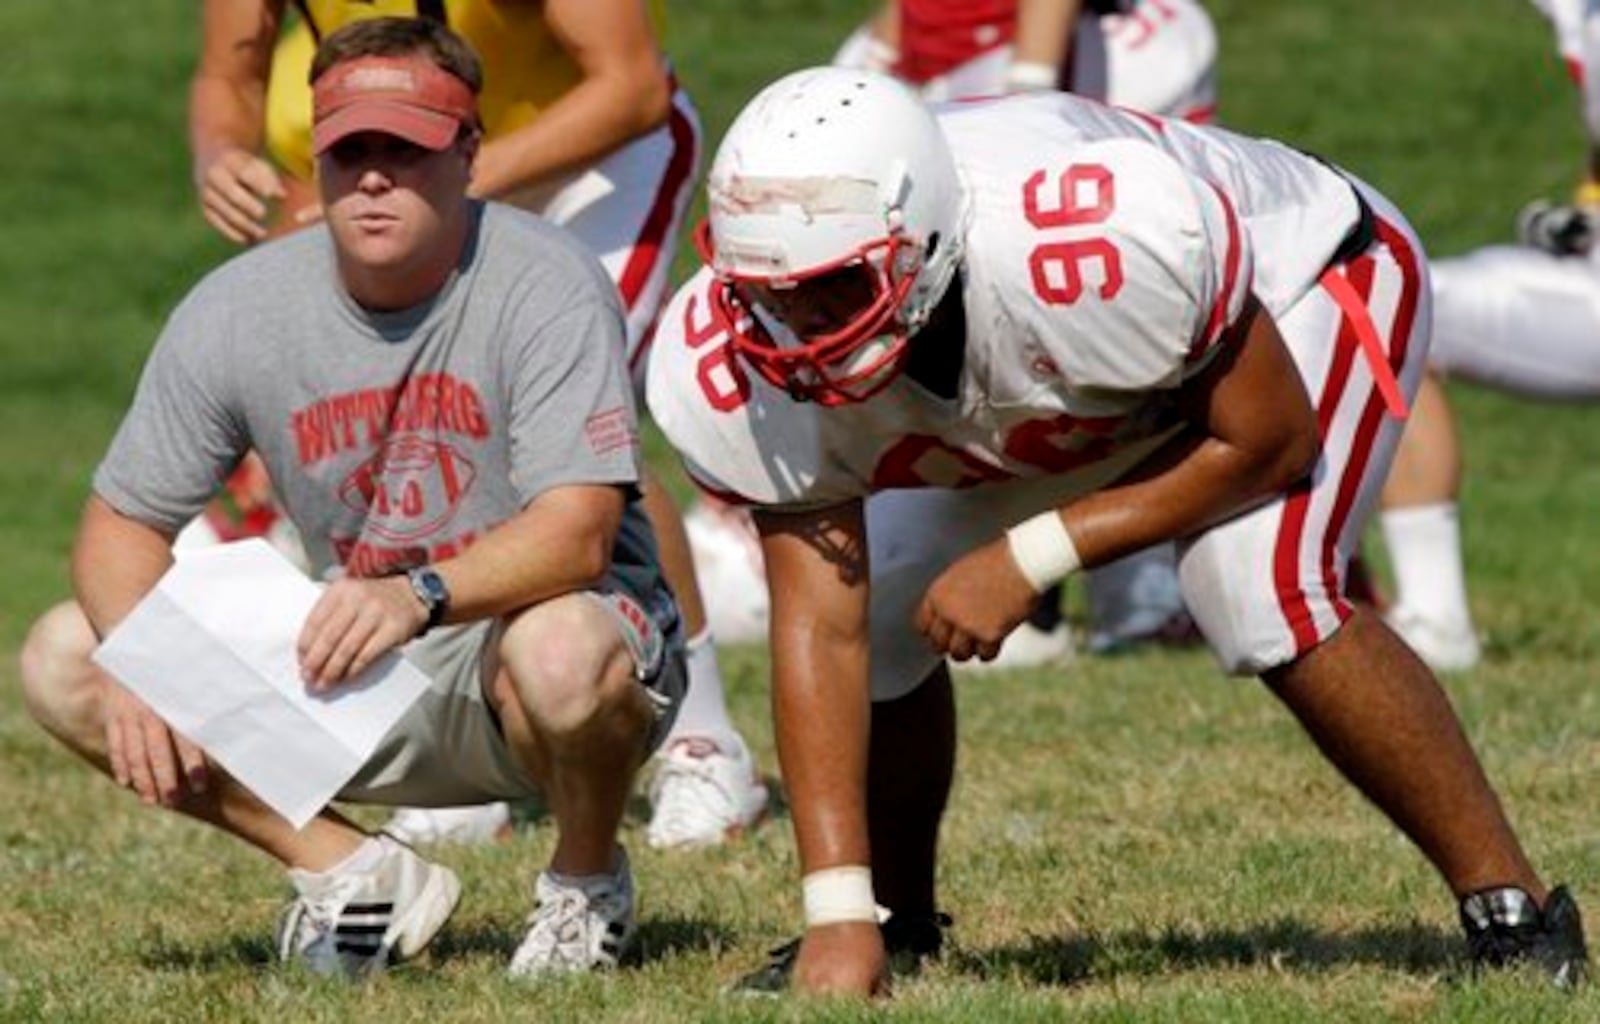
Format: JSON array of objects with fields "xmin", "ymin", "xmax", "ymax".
[{"xmin": 338, "ymin": 433, "xmax": 478, "ymax": 542}]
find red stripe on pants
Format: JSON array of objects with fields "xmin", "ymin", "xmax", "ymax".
[
  {"xmin": 622, "ymin": 89, "xmax": 699, "ymax": 374},
  {"xmin": 1271, "ymin": 214, "xmax": 1422, "ymax": 656}
]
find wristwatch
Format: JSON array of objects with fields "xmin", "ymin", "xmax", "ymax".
[{"xmin": 405, "ymin": 565, "xmax": 451, "ymax": 635}]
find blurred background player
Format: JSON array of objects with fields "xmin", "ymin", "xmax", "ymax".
[
  {"xmin": 1378, "ymin": 0, "xmax": 1600, "ymax": 672},
  {"xmin": 833, "ymin": 0, "xmax": 1216, "ymax": 119},
  {"xmin": 185, "ymin": 0, "xmax": 767, "ymax": 848},
  {"xmin": 686, "ymin": 0, "xmax": 1218, "ymax": 666}
]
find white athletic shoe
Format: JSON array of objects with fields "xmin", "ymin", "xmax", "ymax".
[
  {"xmin": 646, "ymin": 737, "xmax": 769, "ymax": 849},
  {"xmin": 277, "ymin": 835, "xmax": 461, "ymax": 977},
  {"xmin": 382, "ymin": 802, "xmax": 513, "ymax": 845},
  {"xmin": 509, "ymin": 847, "xmax": 636, "ymax": 977},
  {"xmin": 960, "ymin": 622, "xmax": 1076, "ymax": 673},
  {"xmin": 1386, "ymin": 606, "xmax": 1483, "ymax": 672}
]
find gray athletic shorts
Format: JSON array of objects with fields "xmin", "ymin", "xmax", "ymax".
[{"xmin": 339, "ymin": 589, "xmax": 685, "ymax": 807}]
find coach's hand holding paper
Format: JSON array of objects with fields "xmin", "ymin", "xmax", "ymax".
[{"xmin": 92, "ymin": 539, "xmax": 432, "ymax": 828}]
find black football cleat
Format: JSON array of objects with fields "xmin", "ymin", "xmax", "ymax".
[{"xmin": 1460, "ymin": 884, "xmax": 1588, "ymax": 989}]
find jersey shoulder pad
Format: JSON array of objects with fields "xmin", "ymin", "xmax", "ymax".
[
  {"xmin": 645, "ymin": 268, "xmax": 829, "ymax": 506},
  {"xmin": 978, "ymin": 137, "xmax": 1251, "ymax": 391}
]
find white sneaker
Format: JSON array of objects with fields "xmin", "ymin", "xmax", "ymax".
[
  {"xmin": 277, "ymin": 835, "xmax": 461, "ymax": 977},
  {"xmin": 382, "ymin": 802, "xmax": 513, "ymax": 845},
  {"xmin": 646, "ymin": 737, "xmax": 769, "ymax": 849},
  {"xmin": 509, "ymin": 847, "xmax": 635, "ymax": 977},
  {"xmin": 1386, "ymin": 606, "xmax": 1483, "ymax": 672},
  {"xmin": 960, "ymin": 621, "xmax": 1075, "ymax": 673}
]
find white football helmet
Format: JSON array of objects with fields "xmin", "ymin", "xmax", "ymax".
[{"xmin": 701, "ymin": 66, "xmax": 968, "ymax": 405}]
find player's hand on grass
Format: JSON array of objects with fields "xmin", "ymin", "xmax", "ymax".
[
  {"xmin": 298, "ymin": 576, "xmax": 428, "ymax": 689},
  {"xmin": 104, "ymin": 681, "xmax": 207, "ymax": 807},
  {"xmin": 916, "ymin": 538, "xmax": 1037, "ymax": 663},
  {"xmin": 195, "ymin": 146, "xmax": 286, "ymax": 244},
  {"xmin": 793, "ymin": 921, "xmax": 889, "ymax": 997}
]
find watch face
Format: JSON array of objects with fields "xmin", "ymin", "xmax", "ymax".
[{"xmin": 410, "ymin": 567, "xmax": 449, "ymax": 611}]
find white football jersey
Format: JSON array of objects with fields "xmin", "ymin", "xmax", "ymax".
[{"xmin": 647, "ymin": 94, "xmax": 1361, "ymax": 509}]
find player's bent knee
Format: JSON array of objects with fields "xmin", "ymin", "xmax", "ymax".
[
  {"xmin": 497, "ymin": 594, "xmax": 634, "ymax": 735},
  {"xmin": 19, "ymin": 601, "xmax": 107, "ymax": 746}
]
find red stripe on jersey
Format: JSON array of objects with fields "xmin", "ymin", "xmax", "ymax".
[
  {"xmin": 1180, "ymin": 102, "xmax": 1217, "ymax": 125},
  {"xmin": 624, "ymin": 84, "xmax": 700, "ymax": 374},
  {"xmin": 1567, "ymin": 56, "xmax": 1584, "ymax": 87},
  {"xmin": 1191, "ymin": 183, "xmax": 1243, "ymax": 362}
]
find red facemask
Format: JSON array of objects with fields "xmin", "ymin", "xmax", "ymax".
[{"xmin": 696, "ymin": 220, "xmax": 922, "ymax": 406}]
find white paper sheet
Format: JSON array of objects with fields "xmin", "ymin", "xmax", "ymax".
[{"xmin": 93, "ymin": 539, "xmax": 433, "ymax": 828}]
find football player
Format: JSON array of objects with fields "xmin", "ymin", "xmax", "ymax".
[
  {"xmin": 834, "ymin": 0, "xmax": 1216, "ymax": 119},
  {"xmin": 647, "ymin": 68, "xmax": 1587, "ymax": 996},
  {"xmin": 686, "ymin": 0, "xmax": 1221, "ymax": 663},
  {"xmin": 1378, "ymin": 0, "xmax": 1600, "ymax": 671}
]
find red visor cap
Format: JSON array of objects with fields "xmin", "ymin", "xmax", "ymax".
[{"xmin": 312, "ymin": 55, "xmax": 477, "ymax": 155}]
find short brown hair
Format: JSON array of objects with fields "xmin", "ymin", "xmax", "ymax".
[{"xmin": 309, "ymin": 16, "xmax": 483, "ymax": 96}]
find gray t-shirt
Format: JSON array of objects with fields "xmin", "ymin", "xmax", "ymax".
[{"xmin": 95, "ymin": 201, "xmax": 674, "ymax": 630}]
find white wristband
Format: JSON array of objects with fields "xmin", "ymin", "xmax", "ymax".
[
  {"xmin": 1006, "ymin": 511, "xmax": 1082, "ymax": 593},
  {"xmin": 1004, "ymin": 59, "xmax": 1059, "ymax": 93},
  {"xmin": 802, "ymin": 866, "xmax": 878, "ymax": 926}
]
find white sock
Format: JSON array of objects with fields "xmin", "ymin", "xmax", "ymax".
[
  {"xmin": 660, "ymin": 629, "xmax": 742, "ymax": 753},
  {"xmin": 298, "ymin": 835, "xmax": 387, "ymax": 885},
  {"xmin": 1380, "ymin": 502, "xmax": 1473, "ymax": 626}
]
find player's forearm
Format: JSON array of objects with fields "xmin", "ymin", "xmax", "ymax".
[
  {"xmin": 771, "ymin": 623, "xmax": 874, "ymax": 874},
  {"xmin": 1062, "ymin": 427, "xmax": 1313, "ymax": 566},
  {"xmin": 190, "ymin": 0, "xmax": 279, "ymax": 177},
  {"xmin": 426, "ymin": 483, "xmax": 626, "ymax": 625},
  {"xmin": 1059, "ymin": 295, "xmax": 1321, "ymax": 563},
  {"xmin": 468, "ymin": 70, "xmax": 672, "ymax": 202},
  {"xmin": 188, "ymin": 78, "xmax": 268, "ymax": 172},
  {"xmin": 71, "ymin": 495, "xmax": 176, "ymax": 639},
  {"xmin": 757, "ymin": 502, "xmax": 876, "ymax": 876}
]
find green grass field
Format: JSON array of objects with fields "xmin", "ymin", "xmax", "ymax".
[{"xmin": 4, "ymin": 1, "xmax": 1600, "ymax": 1020}]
